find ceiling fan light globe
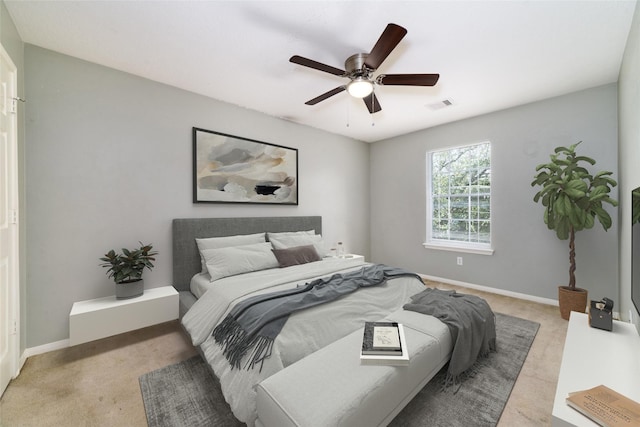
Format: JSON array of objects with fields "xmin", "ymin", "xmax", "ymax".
[{"xmin": 347, "ymin": 79, "xmax": 373, "ymax": 98}]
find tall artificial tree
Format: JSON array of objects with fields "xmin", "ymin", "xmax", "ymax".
[{"xmin": 531, "ymin": 142, "xmax": 618, "ymax": 290}]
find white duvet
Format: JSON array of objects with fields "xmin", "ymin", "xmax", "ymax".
[{"xmin": 181, "ymin": 258, "xmax": 427, "ymax": 426}]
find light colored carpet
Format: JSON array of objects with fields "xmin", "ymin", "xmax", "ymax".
[{"xmin": 0, "ymin": 282, "xmax": 568, "ymax": 426}]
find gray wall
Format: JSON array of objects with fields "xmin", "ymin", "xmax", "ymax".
[
  {"xmin": 370, "ymin": 84, "xmax": 619, "ymax": 303},
  {"xmin": 24, "ymin": 45, "xmax": 370, "ymax": 347},
  {"xmin": 618, "ymin": 1, "xmax": 640, "ymax": 328},
  {"xmin": 1, "ymin": 0, "xmax": 27, "ymax": 354}
]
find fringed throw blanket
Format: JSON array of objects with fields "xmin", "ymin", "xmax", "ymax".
[
  {"xmin": 213, "ymin": 264, "xmax": 422, "ymax": 371},
  {"xmin": 403, "ymin": 288, "xmax": 496, "ymax": 386}
]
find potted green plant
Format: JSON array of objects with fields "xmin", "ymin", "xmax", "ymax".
[
  {"xmin": 99, "ymin": 242, "xmax": 158, "ymax": 299},
  {"xmin": 531, "ymin": 141, "xmax": 618, "ymax": 320}
]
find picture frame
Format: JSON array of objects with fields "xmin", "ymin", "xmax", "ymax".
[{"xmin": 193, "ymin": 127, "xmax": 298, "ymax": 204}]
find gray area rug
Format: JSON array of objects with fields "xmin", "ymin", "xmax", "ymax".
[
  {"xmin": 388, "ymin": 312, "xmax": 539, "ymax": 427},
  {"xmin": 139, "ymin": 312, "xmax": 539, "ymax": 427}
]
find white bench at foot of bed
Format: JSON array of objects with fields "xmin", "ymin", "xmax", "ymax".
[{"xmin": 255, "ymin": 310, "xmax": 452, "ymax": 427}]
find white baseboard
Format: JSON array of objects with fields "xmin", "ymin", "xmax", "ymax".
[
  {"xmin": 21, "ymin": 338, "xmax": 69, "ymax": 361},
  {"xmin": 17, "ymin": 353, "xmax": 27, "ymax": 375},
  {"xmin": 15, "ymin": 339, "xmax": 69, "ymax": 378},
  {"xmin": 419, "ymin": 273, "xmax": 559, "ymax": 307}
]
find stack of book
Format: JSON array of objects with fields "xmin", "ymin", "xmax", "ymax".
[{"xmin": 360, "ymin": 321, "xmax": 409, "ymax": 366}]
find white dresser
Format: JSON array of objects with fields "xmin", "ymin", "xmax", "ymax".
[{"xmin": 552, "ymin": 312, "xmax": 640, "ymax": 426}]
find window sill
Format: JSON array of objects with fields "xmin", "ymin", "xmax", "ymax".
[{"xmin": 422, "ymin": 242, "xmax": 494, "ymax": 256}]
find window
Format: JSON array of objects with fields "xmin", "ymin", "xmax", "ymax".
[{"xmin": 425, "ymin": 142, "xmax": 493, "ymax": 254}]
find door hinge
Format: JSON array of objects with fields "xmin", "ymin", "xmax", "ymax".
[
  {"xmin": 10, "ymin": 97, "xmax": 25, "ymax": 114},
  {"xmin": 12, "ymin": 320, "xmax": 17, "ymax": 334},
  {"xmin": 10, "ymin": 209, "xmax": 18, "ymax": 224}
]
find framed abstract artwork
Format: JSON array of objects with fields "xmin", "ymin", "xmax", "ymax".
[{"xmin": 193, "ymin": 127, "xmax": 298, "ymax": 204}]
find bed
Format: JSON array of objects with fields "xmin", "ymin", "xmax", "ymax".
[{"xmin": 173, "ymin": 216, "xmax": 454, "ymax": 426}]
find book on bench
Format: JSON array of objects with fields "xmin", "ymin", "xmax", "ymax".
[{"xmin": 360, "ymin": 322, "xmax": 409, "ymax": 365}]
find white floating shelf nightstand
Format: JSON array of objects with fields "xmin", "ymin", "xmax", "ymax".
[{"xmin": 69, "ymin": 286, "xmax": 179, "ymax": 346}]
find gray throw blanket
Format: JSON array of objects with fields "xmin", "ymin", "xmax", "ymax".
[
  {"xmin": 213, "ymin": 264, "xmax": 422, "ymax": 371},
  {"xmin": 403, "ymin": 288, "xmax": 496, "ymax": 385}
]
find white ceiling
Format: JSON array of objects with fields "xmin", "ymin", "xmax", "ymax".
[{"xmin": 5, "ymin": 0, "xmax": 637, "ymax": 142}]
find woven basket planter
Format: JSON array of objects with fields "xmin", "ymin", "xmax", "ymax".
[{"xmin": 558, "ymin": 286, "xmax": 588, "ymax": 320}]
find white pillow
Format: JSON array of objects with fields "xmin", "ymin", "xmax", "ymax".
[
  {"xmin": 202, "ymin": 242, "xmax": 278, "ymax": 282},
  {"xmin": 196, "ymin": 233, "xmax": 265, "ymax": 273},
  {"xmin": 268, "ymin": 234, "xmax": 327, "ymax": 257}
]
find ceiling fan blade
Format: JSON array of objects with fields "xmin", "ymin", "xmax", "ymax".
[
  {"xmin": 364, "ymin": 23, "xmax": 407, "ymax": 70},
  {"xmin": 290, "ymin": 55, "xmax": 345, "ymax": 76},
  {"xmin": 363, "ymin": 92, "xmax": 382, "ymax": 114},
  {"xmin": 305, "ymin": 86, "xmax": 346, "ymax": 105},
  {"xmin": 378, "ymin": 73, "xmax": 440, "ymax": 86}
]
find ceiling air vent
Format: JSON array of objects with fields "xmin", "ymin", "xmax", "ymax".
[{"xmin": 427, "ymin": 99, "xmax": 454, "ymax": 111}]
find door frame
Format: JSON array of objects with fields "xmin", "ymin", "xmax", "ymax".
[{"xmin": 0, "ymin": 42, "xmax": 20, "ymax": 396}]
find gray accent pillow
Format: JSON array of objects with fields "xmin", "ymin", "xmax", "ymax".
[
  {"xmin": 272, "ymin": 245, "xmax": 322, "ymax": 268},
  {"xmin": 269, "ymin": 233, "xmax": 327, "ymax": 257}
]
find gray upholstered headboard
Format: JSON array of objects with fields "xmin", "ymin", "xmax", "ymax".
[{"xmin": 172, "ymin": 216, "xmax": 322, "ymax": 292}]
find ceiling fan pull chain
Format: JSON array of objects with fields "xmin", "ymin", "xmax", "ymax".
[{"xmin": 346, "ymin": 98, "xmax": 350, "ymax": 127}]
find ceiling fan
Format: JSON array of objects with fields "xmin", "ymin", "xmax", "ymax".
[{"xmin": 290, "ymin": 23, "xmax": 440, "ymax": 114}]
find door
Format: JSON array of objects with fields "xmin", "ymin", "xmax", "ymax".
[{"xmin": 0, "ymin": 44, "xmax": 19, "ymax": 397}]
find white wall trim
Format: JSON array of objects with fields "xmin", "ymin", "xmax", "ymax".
[
  {"xmin": 17, "ymin": 353, "xmax": 26, "ymax": 376},
  {"xmin": 0, "ymin": 42, "xmax": 21, "ymax": 391},
  {"xmin": 21, "ymin": 339, "xmax": 69, "ymax": 361},
  {"xmin": 17, "ymin": 340, "xmax": 70, "ymax": 377},
  {"xmin": 420, "ymin": 273, "xmax": 559, "ymax": 306}
]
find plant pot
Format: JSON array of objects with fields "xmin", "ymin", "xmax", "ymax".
[
  {"xmin": 115, "ymin": 279, "xmax": 144, "ymax": 300},
  {"xmin": 558, "ymin": 285, "xmax": 588, "ymax": 320}
]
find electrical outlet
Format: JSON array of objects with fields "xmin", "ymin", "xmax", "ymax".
[{"xmin": 457, "ymin": 256, "xmax": 463, "ymax": 266}]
